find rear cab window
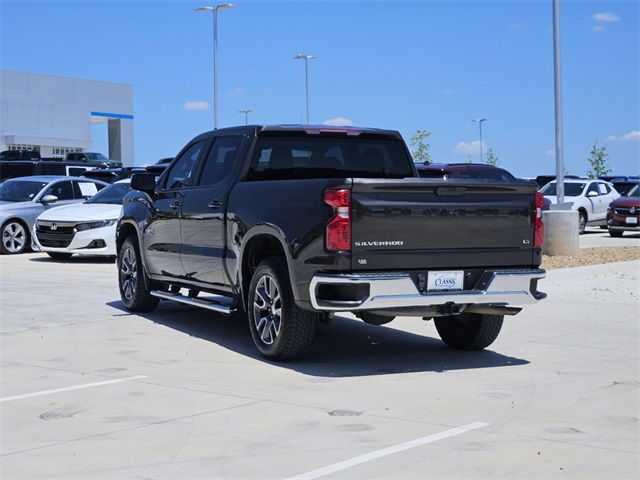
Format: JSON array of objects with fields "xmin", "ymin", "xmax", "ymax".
[{"xmin": 246, "ymin": 134, "xmax": 414, "ymax": 181}]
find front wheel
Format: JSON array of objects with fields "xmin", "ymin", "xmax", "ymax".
[
  {"xmin": 118, "ymin": 236, "xmax": 159, "ymax": 312},
  {"xmin": 1, "ymin": 219, "xmax": 29, "ymax": 254},
  {"xmin": 434, "ymin": 313, "xmax": 504, "ymax": 350},
  {"xmin": 248, "ymin": 257, "xmax": 317, "ymax": 361}
]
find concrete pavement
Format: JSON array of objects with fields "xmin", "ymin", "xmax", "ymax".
[{"xmin": 1, "ymin": 242, "xmax": 638, "ymax": 479}]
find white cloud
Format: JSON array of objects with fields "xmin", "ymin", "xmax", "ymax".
[
  {"xmin": 227, "ymin": 88, "xmax": 244, "ymax": 97},
  {"xmin": 593, "ymin": 25, "xmax": 606, "ymax": 33},
  {"xmin": 184, "ymin": 101, "xmax": 210, "ymax": 111},
  {"xmin": 442, "ymin": 88, "xmax": 453, "ymax": 95},
  {"xmin": 606, "ymin": 130, "xmax": 640, "ymax": 142},
  {"xmin": 594, "ymin": 12, "xmax": 620, "ymax": 22},
  {"xmin": 323, "ymin": 117, "xmax": 354, "ymax": 126},
  {"xmin": 453, "ymin": 140, "xmax": 482, "ymax": 156},
  {"xmin": 545, "ymin": 150, "xmax": 555, "ymax": 157}
]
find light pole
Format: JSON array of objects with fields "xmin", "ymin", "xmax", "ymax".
[
  {"xmin": 238, "ymin": 109, "xmax": 253, "ymax": 125},
  {"xmin": 472, "ymin": 118, "xmax": 487, "ymax": 163},
  {"xmin": 195, "ymin": 4, "xmax": 235, "ymax": 129},
  {"xmin": 552, "ymin": 0, "xmax": 565, "ymax": 205},
  {"xmin": 294, "ymin": 54, "xmax": 316, "ymax": 124}
]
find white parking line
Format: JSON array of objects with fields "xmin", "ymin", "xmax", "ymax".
[
  {"xmin": 285, "ymin": 421, "xmax": 490, "ymax": 480},
  {"xmin": 0, "ymin": 375, "xmax": 147, "ymax": 403}
]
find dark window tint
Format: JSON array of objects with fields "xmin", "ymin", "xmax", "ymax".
[
  {"xmin": 247, "ymin": 135, "xmax": 413, "ymax": 181},
  {"xmin": 164, "ymin": 140, "xmax": 206, "ymax": 189},
  {"xmin": 198, "ymin": 136, "xmax": 242, "ymax": 187},
  {"xmin": 44, "ymin": 181, "xmax": 74, "ymax": 200}
]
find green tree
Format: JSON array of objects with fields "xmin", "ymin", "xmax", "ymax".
[
  {"xmin": 586, "ymin": 142, "xmax": 611, "ymax": 178},
  {"xmin": 484, "ymin": 147, "xmax": 500, "ymax": 166},
  {"xmin": 410, "ymin": 130, "xmax": 433, "ymax": 164}
]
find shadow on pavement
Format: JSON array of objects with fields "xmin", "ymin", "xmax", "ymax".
[{"xmin": 108, "ymin": 299, "xmax": 529, "ymax": 378}]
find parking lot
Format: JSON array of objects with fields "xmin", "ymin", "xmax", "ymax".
[{"xmin": 1, "ymin": 229, "xmax": 638, "ymax": 479}]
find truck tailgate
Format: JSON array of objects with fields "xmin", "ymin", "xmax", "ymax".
[{"xmin": 350, "ymin": 179, "xmax": 540, "ymax": 270}]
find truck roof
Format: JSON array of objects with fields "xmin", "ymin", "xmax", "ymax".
[{"xmin": 196, "ymin": 124, "xmax": 404, "ymax": 139}]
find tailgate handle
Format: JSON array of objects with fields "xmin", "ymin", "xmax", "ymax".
[{"xmin": 435, "ymin": 186, "xmax": 466, "ymax": 196}]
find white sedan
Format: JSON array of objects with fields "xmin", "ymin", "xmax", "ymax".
[
  {"xmin": 33, "ymin": 179, "xmax": 131, "ymax": 259},
  {"xmin": 540, "ymin": 178, "xmax": 620, "ymax": 234}
]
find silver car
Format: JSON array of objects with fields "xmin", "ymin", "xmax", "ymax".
[{"xmin": 0, "ymin": 175, "xmax": 109, "ymax": 254}]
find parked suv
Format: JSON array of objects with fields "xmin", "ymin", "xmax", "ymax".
[
  {"xmin": 64, "ymin": 152, "xmax": 122, "ymax": 168},
  {"xmin": 540, "ymin": 179, "xmax": 620, "ymax": 234},
  {"xmin": 606, "ymin": 182, "xmax": 640, "ymax": 237},
  {"xmin": 415, "ymin": 162, "xmax": 517, "ymax": 181}
]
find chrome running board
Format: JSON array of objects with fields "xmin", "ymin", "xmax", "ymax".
[{"xmin": 150, "ymin": 290, "xmax": 236, "ymax": 315}]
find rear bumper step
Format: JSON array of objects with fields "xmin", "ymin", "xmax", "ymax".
[{"xmin": 309, "ymin": 269, "xmax": 546, "ymax": 313}]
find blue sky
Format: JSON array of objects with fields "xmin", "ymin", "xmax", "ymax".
[{"xmin": 1, "ymin": 0, "xmax": 638, "ymax": 178}]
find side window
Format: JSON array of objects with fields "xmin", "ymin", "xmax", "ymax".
[
  {"xmin": 73, "ymin": 181, "xmax": 102, "ymax": 198},
  {"xmin": 44, "ymin": 181, "xmax": 74, "ymax": 200},
  {"xmin": 587, "ymin": 183, "xmax": 600, "ymax": 196},
  {"xmin": 197, "ymin": 136, "xmax": 242, "ymax": 187},
  {"xmin": 164, "ymin": 140, "xmax": 206, "ymax": 189},
  {"xmin": 598, "ymin": 183, "xmax": 611, "ymax": 194}
]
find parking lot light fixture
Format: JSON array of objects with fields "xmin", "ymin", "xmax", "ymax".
[
  {"xmin": 238, "ymin": 109, "xmax": 253, "ymax": 125},
  {"xmin": 294, "ymin": 54, "xmax": 316, "ymax": 124},
  {"xmin": 472, "ymin": 118, "xmax": 488, "ymax": 164},
  {"xmin": 195, "ymin": 4, "xmax": 236, "ymax": 129}
]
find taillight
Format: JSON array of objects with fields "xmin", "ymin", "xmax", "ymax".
[
  {"xmin": 534, "ymin": 191, "xmax": 544, "ymax": 248},
  {"xmin": 325, "ymin": 188, "xmax": 351, "ymax": 252}
]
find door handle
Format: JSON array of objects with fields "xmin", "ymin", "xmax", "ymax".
[
  {"xmin": 208, "ymin": 200, "xmax": 223, "ymax": 209},
  {"xmin": 170, "ymin": 201, "xmax": 181, "ymax": 209}
]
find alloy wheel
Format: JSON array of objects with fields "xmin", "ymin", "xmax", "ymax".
[
  {"xmin": 120, "ymin": 245, "xmax": 138, "ymax": 301},
  {"xmin": 252, "ymin": 274, "xmax": 282, "ymax": 345}
]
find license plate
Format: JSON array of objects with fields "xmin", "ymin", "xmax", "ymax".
[
  {"xmin": 427, "ymin": 271, "xmax": 464, "ymax": 292},
  {"xmin": 625, "ymin": 217, "xmax": 638, "ymax": 224}
]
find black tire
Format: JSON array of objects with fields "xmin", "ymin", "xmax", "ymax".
[
  {"xmin": 248, "ymin": 257, "xmax": 317, "ymax": 361},
  {"xmin": 358, "ymin": 312, "xmax": 395, "ymax": 326},
  {"xmin": 46, "ymin": 252, "xmax": 73, "ymax": 260},
  {"xmin": 1, "ymin": 219, "xmax": 29, "ymax": 254},
  {"xmin": 118, "ymin": 236, "xmax": 159, "ymax": 312},
  {"xmin": 434, "ymin": 313, "xmax": 504, "ymax": 350},
  {"xmin": 608, "ymin": 228, "xmax": 623, "ymax": 238},
  {"xmin": 578, "ymin": 211, "xmax": 587, "ymax": 235}
]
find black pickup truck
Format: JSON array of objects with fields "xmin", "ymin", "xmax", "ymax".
[{"xmin": 117, "ymin": 125, "xmax": 546, "ymax": 360}]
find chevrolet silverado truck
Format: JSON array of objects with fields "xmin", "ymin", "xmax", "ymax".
[{"xmin": 116, "ymin": 125, "xmax": 546, "ymax": 360}]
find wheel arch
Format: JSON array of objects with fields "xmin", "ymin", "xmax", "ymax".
[
  {"xmin": 115, "ymin": 219, "xmax": 139, "ymax": 254},
  {"xmin": 239, "ymin": 226, "xmax": 291, "ymax": 309}
]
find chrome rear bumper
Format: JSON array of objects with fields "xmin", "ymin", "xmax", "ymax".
[{"xmin": 309, "ymin": 269, "xmax": 546, "ymax": 312}]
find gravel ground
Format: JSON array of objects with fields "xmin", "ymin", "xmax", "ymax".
[{"xmin": 541, "ymin": 246, "xmax": 640, "ymax": 270}]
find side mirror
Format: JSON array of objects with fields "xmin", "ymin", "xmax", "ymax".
[
  {"xmin": 587, "ymin": 190, "xmax": 599, "ymax": 197},
  {"xmin": 131, "ymin": 173, "xmax": 156, "ymax": 192},
  {"xmin": 41, "ymin": 194, "xmax": 59, "ymax": 204}
]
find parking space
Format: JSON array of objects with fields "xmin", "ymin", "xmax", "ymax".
[{"xmin": 1, "ymin": 240, "xmax": 638, "ymax": 479}]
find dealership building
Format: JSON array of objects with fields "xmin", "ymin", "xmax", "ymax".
[{"xmin": 0, "ymin": 70, "xmax": 134, "ymax": 165}]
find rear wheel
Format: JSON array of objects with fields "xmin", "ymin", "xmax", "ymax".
[
  {"xmin": 118, "ymin": 236, "xmax": 159, "ymax": 312},
  {"xmin": 248, "ymin": 257, "xmax": 317, "ymax": 361},
  {"xmin": 608, "ymin": 228, "xmax": 623, "ymax": 238},
  {"xmin": 1, "ymin": 219, "xmax": 29, "ymax": 254},
  {"xmin": 434, "ymin": 313, "xmax": 504, "ymax": 350},
  {"xmin": 578, "ymin": 211, "xmax": 587, "ymax": 234}
]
